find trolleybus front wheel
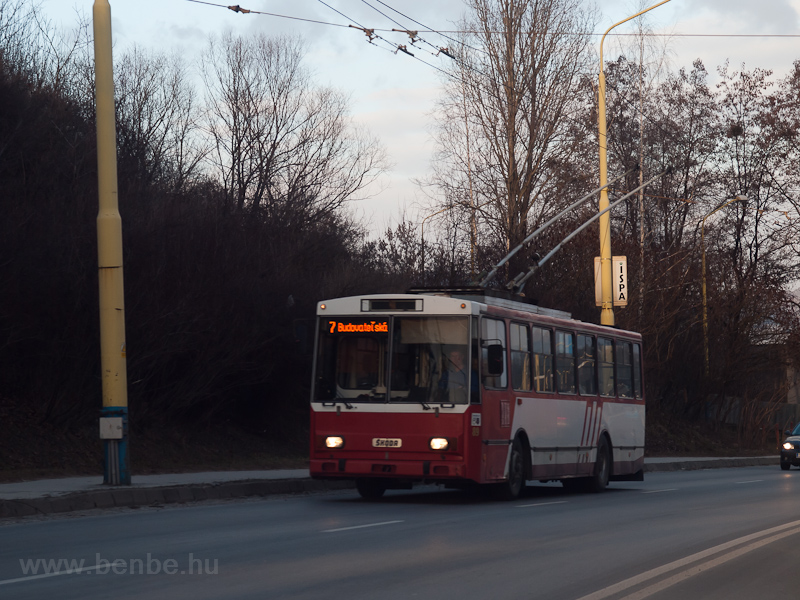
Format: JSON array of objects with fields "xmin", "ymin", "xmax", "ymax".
[
  {"xmin": 494, "ymin": 438, "xmax": 526, "ymax": 500},
  {"xmin": 356, "ymin": 478, "xmax": 387, "ymax": 499}
]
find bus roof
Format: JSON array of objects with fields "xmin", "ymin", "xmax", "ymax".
[
  {"xmin": 407, "ymin": 287, "xmax": 572, "ymax": 319},
  {"xmin": 317, "ymin": 288, "xmax": 641, "ymax": 340},
  {"xmin": 317, "ymin": 288, "xmax": 569, "ymax": 319}
]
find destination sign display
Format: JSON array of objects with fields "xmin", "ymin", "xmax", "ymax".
[{"xmin": 328, "ymin": 320, "xmax": 389, "ymax": 334}]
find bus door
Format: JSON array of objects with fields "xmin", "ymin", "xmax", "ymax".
[{"xmin": 478, "ymin": 317, "xmax": 511, "ymax": 482}]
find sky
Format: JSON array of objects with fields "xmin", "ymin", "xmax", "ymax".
[{"xmin": 38, "ymin": 0, "xmax": 800, "ymax": 234}]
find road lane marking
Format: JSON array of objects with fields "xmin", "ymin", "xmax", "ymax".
[
  {"xmin": 322, "ymin": 520, "xmax": 404, "ymax": 533},
  {"xmin": 0, "ymin": 564, "xmax": 105, "ymax": 586},
  {"xmin": 642, "ymin": 488, "xmax": 677, "ymax": 494},
  {"xmin": 574, "ymin": 519, "xmax": 800, "ymax": 600},
  {"xmin": 515, "ymin": 501, "xmax": 568, "ymax": 508},
  {"xmin": 736, "ymin": 480, "xmax": 763, "ymax": 484},
  {"xmin": 618, "ymin": 525, "xmax": 800, "ymax": 600}
]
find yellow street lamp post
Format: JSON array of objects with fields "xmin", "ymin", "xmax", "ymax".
[
  {"xmin": 94, "ymin": 0, "xmax": 129, "ymax": 485},
  {"xmin": 701, "ymin": 196, "xmax": 746, "ymax": 377},
  {"xmin": 597, "ymin": 0, "xmax": 671, "ymax": 326}
]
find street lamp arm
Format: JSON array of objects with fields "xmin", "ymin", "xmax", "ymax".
[
  {"xmin": 599, "ymin": 0, "xmax": 672, "ymax": 66},
  {"xmin": 700, "ymin": 196, "xmax": 747, "ymax": 231}
]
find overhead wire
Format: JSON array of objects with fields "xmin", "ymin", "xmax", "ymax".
[
  {"xmin": 371, "ymin": 0, "xmax": 490, "ymax": 58},
  {"xmin": 183, "ymin": 0, "xmax": 351, "ymax": 27},
  {"xmin": 360, "ymin": 0, "xmax": 407, "ymax": 33},
  {"xmin": 182, "ymin": 0, "xmax": 800, "ymax": 271},
  {"xmin": 314, "ymin": 0, "xmax": 452, "ymax": 75},
  {"xmin": 179, "ymin": 0, "xmax": 681, "ymax": 225},
  {"xmin": 181, "ymin": 0, "xmax": 772, "ymax": 210},
  {"xmin": 181, "ymin": 3, "xmax": 800, "ymax": 39},
  {"xmin": 360, "ymin": 0, "xmax": 453, "ymax": 59},
  {"xmin": 181, "ymin": 0, "xmax": 674, "ymax": 191}
]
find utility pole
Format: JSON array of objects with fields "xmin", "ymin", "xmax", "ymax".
[{"xmin": 94, "ymin": 0, "xmax": 130, "ymax": 485}]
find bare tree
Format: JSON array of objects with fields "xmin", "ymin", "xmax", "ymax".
[
  {"xmin": 431, "ymin": 0, "xmax": 596, "ymax": 281},
  {"xmin": 200, "ymin": 32, "xmax": 386, "ymax": 221},
  {"xmin": 115, "ymin": 46, "xmax": 206, "ymax": 196}
]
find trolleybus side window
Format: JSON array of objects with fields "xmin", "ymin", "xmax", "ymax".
[
  {"xmin": 481, "ymin": 318, "xmax": 507, "ymax": 389},
  {"xmin": 577, "ymin": 334, "xmax": 597, "ymax": 396},
  {"xmin": 532, "ymin": 326, "xmax": 553, "ymax": 392},
  {"xmin": 617, "ymin": 341, "xmax": 634, "ymax": 398},
  {"xmin": 510, "ymin": 322, "xmax": 532, "ymax": 391},
  {"xmin": 598, "ymin": 337, "xmax": 615, "ymax": 397},
  {"xmin": 555, "ymin": 330, "xmax": 576, "ymax": 394},
  {"xmin": 633, "ymin": 343, "xmax": 643, "ymax": 398}
]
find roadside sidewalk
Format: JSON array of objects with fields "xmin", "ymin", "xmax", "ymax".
[
  {"xmin": 0, "ymin": 456, "xmax": 778, "ymax": 519},
  {"xmin": 644, "ymin": 456, "xmax": 778, "ymax": 472}
]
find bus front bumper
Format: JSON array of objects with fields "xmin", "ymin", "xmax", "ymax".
[{"xmin": 310, "ymin": 458, "xmax": 468, "ymax": 481}]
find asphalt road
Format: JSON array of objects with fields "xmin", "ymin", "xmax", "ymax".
[{"xmin": 2, "ymin": 466, "xmax": 799, "ymax": 600}]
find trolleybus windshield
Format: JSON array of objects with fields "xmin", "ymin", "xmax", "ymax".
[{"xmin": 314, "ymin": 316, "xmax": 472, "ymax": 405}]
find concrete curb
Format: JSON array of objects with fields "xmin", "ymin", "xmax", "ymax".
[
  {"xmin": 644, "ymin": 456, "xmax": 778, "ymax": 472},
  {"xmin": 0, "ymin": 457, "xmax": 781, "ymax": 519},
  {"xmin": 0, "ymin": 479, "xmax": 355, "ymax": 519}
]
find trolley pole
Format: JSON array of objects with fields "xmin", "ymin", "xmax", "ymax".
[{"xmin": 94, "ymin": 0, "xmax": 130, "ymax": 485}]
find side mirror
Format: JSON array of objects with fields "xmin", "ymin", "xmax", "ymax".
[{"xmin": 486, "ymin": 344, "xmax": 504, "ymax": 376}]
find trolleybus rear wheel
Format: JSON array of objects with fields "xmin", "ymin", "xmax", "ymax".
[{"xmin": 588, "ymin": 436, "xmax": 611, "ymax": 493}]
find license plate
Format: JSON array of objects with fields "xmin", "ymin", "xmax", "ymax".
[
  {"xmin": 372, "ymin": 438, "xmax": 402, "ymax": 448},
  {"xmin": 796, "ymin": 452, "xmax": 800, "ymax": 459}
]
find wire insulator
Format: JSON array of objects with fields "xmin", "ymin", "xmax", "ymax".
[
  {"xmin": 349, "ymin": 24, "xmax": 376, "ymax": 42},
  {"xmin": 391, "ymin": 28, "xmax": 419, "ymax": 43}
]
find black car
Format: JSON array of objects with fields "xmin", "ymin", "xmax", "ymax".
[{"xmin": 781, "ymin": 423, "xmax": 800, "ymax": 470}]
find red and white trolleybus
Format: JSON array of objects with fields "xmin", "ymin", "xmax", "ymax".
[{"xmin": 309, "ymin": 288, "xmax": 645, "ymax": 499}]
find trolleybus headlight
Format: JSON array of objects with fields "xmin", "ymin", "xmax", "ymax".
[
  {"xmin": 430, "ymin": 438, "xmax": 449, "ymax": 451},
  {"xmin": 784, "ymin": 442, "xmax": 794, "ymax": 450},
  {"xmin": 326, "ymin": 436, "xmax": 345, "ymax": 449}
]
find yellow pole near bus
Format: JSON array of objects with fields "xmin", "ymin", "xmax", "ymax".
[
  {"xmin": 94, "ymin": 0, "xmax": 130, "ymax": 485},
  {"xmin": 597, "ymin": 0, "xmax": 671, "ymax": 326}
]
